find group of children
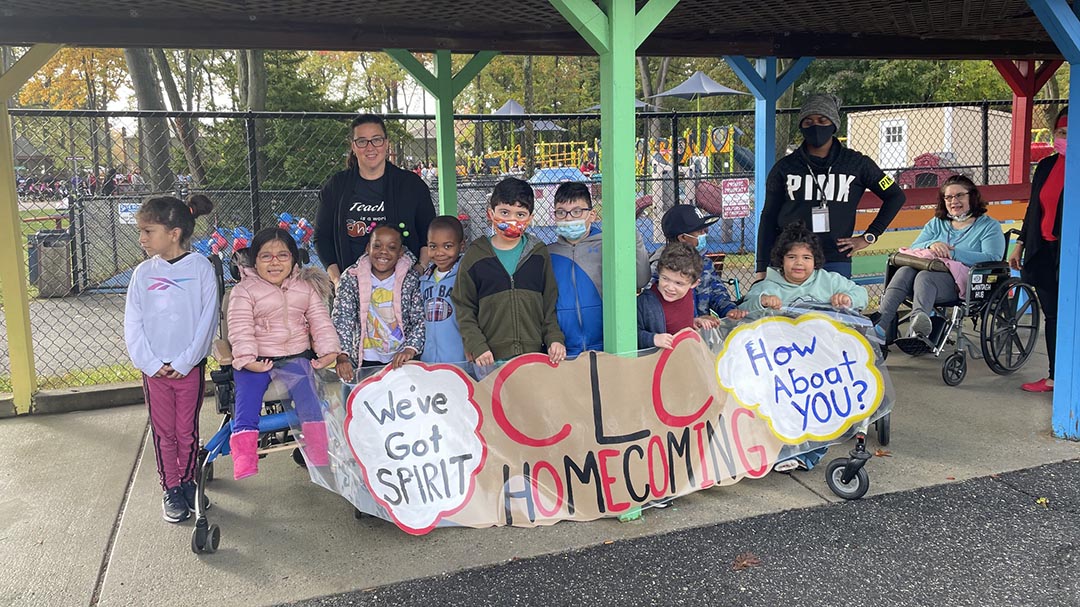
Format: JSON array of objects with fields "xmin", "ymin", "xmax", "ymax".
[{"xmin": 125, "ymin": 178, "xmax": 870, "ymax": 523}]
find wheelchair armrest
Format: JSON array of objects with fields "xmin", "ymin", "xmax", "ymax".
[
  {"xmin": 212, "ymin": 338, "xmax": 233, "ymax": 366},
  {"xmin": 971, "ymin": 260, "xmax": 1008, "ymax": 271}
]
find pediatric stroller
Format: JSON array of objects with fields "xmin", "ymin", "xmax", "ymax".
[
  {"xmin": 885, "ymin": 229, "xmax": 1041, "ymax": 386},
  {"xmin": 189, "ymin": 248, "xmax": 327, "ymax": 554}
]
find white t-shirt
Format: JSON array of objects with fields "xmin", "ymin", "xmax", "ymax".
[{"xmin": 362, "ymin": 274, "xmax": 404, "ymax": 363}]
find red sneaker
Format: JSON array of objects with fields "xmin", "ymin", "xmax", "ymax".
[{"xmin": 1021, "ymin": 378, "xmax": 1054, "ymax": 393}]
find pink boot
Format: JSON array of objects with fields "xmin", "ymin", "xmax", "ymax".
[
  {"xmin": 230, "ymin": 430, "xmax": 259, "ymax": 480},
  {"xmin": 301, "ymin": 421, "xmax": 329, "ymax": 467}
]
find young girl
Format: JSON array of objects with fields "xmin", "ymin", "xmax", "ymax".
[
  {"xmin": 228, "ymin": 227, "xmax": 345, "ymax": 480},
  {"xmin": 739, "ymin": 223, "xmax": 868, "ymax": 472},
  {"xmin": 333, "ymin": 223, "xmax": 425, "ymax": 374},
  {"xmin": 124, "ymin": 194, "xmax": 218, "ymax": 524},
  {"xmin": 740, "ymin": 223, "xmax": 868, "ymax": 314}
]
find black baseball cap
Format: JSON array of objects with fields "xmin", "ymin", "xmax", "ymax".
[{"xmin": 661, "ymin": 204, "xmax": 720, "ymax": 239}]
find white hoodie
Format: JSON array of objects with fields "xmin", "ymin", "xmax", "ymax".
[{"xmin": 124, "ymin": 253, "xmax": 219, "ymax": 377}]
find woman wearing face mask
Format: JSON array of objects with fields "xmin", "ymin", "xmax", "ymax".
[
  {"xmin": 1009, "ymin": 106, "xmax": 1068, "ymax": 393},
  {"xmin": 873, "ymin": 175, "xmax": 1005, "ymax": 345},
  {"xmin": 757, "ymin": 93, "xmax": 907, "ymax": 280}
]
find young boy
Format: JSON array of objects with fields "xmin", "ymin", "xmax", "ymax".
[
  {"xmin": 638, "ymin": 242, "xmax": 718, "ymax": 350},
  {"xmin": 547, "ymin": 182, "xmax": 650, "ymax": 357},
  {"xmin": 451, "ymin": 177, "xmax": 566, "ymax": 366},
  {"xmin": 420, "ymin": 215, "xmax": 468, "ymax": 364},
  {"xmin": 653, "ymin": 204, "xmax": 739, "ymax": 322}
]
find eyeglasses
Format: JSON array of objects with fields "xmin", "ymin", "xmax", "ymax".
[
  {"xmin": 351, "ymin": 136, "xmax": 387, "ymax": 149},
  {"xmin": 257, "ymin": 251, "xmax": 293, "ymax": 263},
  {"xmin": 943, "ymin": 192, "xmax": 970, "ymax": 202},
  {"xmin": 554, "ymin": 207, "xmax": 591, "ymax": 220}
]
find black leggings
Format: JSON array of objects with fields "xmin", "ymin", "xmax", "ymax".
[{"xmin": 1024, "ymin": 242, "xmax": 1060, "ymax": 379}]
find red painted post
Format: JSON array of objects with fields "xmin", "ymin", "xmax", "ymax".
[{"xmin": 993, "ymin": 59, "xmax": 1063, "ymax": 183}]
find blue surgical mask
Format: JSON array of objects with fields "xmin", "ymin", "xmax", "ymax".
[
  {"xmin": 695, "ymin": 233, "xmax": 708, "ymax": 253},
  {"xmin": 555, "ymin": 220, "xmax": 588, "ymax": 241}
]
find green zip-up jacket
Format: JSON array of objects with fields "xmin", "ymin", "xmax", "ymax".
[{"xmin": 451, "ymin": 234, "xmax": 564, "ymax": 361}]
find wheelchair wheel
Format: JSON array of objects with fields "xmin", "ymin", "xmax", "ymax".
[
  {"xmin": 942, "ymin": 352, "xmax": 967, "ymax": 386},
  {"xmin": 825, "ymin": 458, "xmax": 869, "ymax": 500},
  {"xmin": 875, "ymin": 413, "xmax": 890, "ymax": 446},
  {"xmin": 980, "ymin": 279, "xmax": 1041, "ymax": 375}
]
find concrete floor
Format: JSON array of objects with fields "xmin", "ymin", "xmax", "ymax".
[{"xmin": 1, "ymin": 340, "xmax": 1077, "ymax": 607}]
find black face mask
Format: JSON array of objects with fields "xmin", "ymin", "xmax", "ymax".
[{"xmin": 801, "ymin": 124, "xmax": 837, "ymax": 148}]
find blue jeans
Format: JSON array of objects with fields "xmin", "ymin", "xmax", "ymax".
[{"xmin": 823, "ymin": 261, "xmax": 852, "ymax": 278}]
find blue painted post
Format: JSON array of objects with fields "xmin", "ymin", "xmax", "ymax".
[
  {"xmin": 724, "ymin": 56, "xmax": 813, "ymax": 250},
  {"xmin": 1027, "ymin": 0, "xmax": 1080, "ymax": 439}
]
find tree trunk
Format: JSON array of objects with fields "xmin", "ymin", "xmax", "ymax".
[
  {"xmin": 237, "ymin": 50, "xmax": 249, "ymax": 110},
  {"xmin": 124, "ymin": 48, "xmax": 175, "ymax": 191},
  {"xmin": 1, "ymin": 46, "xmax": 13, "ymax": 109},
  {"xmin": 473, "ymin": 71, "xmax": 485, "ymax": 159},
  {"xmin": 153, "ymin": 49, "xmax": 207, "ymax": 186},
  {"xmin": 775, "ymin": 58, "xmax": 797, "ymax": 163},
  {"xmin": 638, "ymin": 57, "xmax": 671, "ymax": 153},
  {"xmin": 245, "ymin": 50, "xmax": 268, "ymax": 185},
  {"xmin": 523, "ymin": 55, "xmax": 535, "ymax": 175}
]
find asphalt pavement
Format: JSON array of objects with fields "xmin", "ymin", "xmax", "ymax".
[{"xmin": 282, "ymin": 459, "xmax": 1080, "ymax": 607}]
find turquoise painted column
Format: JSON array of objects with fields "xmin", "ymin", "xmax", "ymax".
[
  {"xmin": 724, "ymin": 56, "xmax": 813, "ymax": 240},
  {"xmin": 1027, "ymin": 0, "xmax": 1080, "ymax": 440},
  {"xmin": 551, "ymin": 0, "xmax": 678, "ymax": 355},
  {"xmin": 386, "ymin": 50, "xmax": 497, "ymax": 215}
]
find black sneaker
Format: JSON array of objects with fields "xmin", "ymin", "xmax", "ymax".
[
  {"xmin": 180, "ymin": 480, "xmax": 210, "ymax": 513},
  {"xmin": 162, "ymin": 487, "xmax": 190, "ymax": 523}
]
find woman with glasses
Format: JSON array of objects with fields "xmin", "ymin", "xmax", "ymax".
[
  {"xmin": 1009, "ymin": 107, "xmax": 1068, "ymax": 392},
  {"xmin": 315, "ymin": 114, "xmax": 437, "ymax": 285},
  {"xmin": 872, "ymin": 174, "xmax": 1005, "ymax": 344}
]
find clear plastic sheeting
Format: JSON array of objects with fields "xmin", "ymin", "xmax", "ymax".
[{"xmin": 285, "ymin": 304, "xmax": 893, "ymax": 535}]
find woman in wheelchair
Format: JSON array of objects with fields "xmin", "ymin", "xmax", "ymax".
[
  {"xmin": 227, "ymin": 227, "xmax": 346, "ymax": 480},
  {"xmin": 873, "ymin": 175, "xmax": 1006, "ymax": 344}
]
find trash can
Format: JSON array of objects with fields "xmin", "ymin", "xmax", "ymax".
[{"xmin": 27, "ymin": 229, "xmax": 72, "ymax": 298}]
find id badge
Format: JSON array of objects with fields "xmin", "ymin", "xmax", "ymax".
[{"xmin": 811, "ymin": 206, "xmax": 830, "ymax": 233}]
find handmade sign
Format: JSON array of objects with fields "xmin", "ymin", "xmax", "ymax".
[
  {"xmin": 715, "ymin": 314, "xmax": 884, "ymax": 443},
  {"xmin": 298, "ymin": 314, "xmax": 890, "ymax": 535}
]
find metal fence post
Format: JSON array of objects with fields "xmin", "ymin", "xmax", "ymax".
[
  {"xmin": 245, "ymin": 113, "xmax": 261, "ymax": 230},
  {"xmin": 982, "ymin": 101, "xmax": 991, "ymax": 185},
  {"xmin": 671, "ymin": 112, "xmax": 680, "ymax": 204}
]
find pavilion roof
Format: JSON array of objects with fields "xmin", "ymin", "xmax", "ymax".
[{"xmin": 0, "ymin": 0, "xmax": 1061, "ymax": 58}]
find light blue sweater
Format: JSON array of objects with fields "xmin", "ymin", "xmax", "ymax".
[
  {"xmin": 910, "ymin": 215, "xmax": 1005, "ymax": 266},
  {"xmin": 739, "ymin": 267, "xmax": 869, "ymax": 313}
]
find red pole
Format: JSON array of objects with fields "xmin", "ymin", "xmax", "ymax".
[{"xmin": 993, "ymin": 59, "xmax": 1063, "ymax": 184}]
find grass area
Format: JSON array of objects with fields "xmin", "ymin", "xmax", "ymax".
[
  {"xmin": 0, "ymin": 360, "xmax": 221, "ymax": 393},
  {"xmin": 18, "ymin": 208, "xmax": 64, "ymax": 237}
]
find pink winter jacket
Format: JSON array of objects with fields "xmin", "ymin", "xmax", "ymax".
[{"xmin": 227, "ymin": 265, "xmax": 341, "ymax": 370}]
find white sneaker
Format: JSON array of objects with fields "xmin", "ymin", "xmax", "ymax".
[{"xmin": 908, "ymin": 311, "xmax": 932, "ymax": 340}]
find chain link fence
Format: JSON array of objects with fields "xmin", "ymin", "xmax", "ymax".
[{"xmin": 3, "ymin": 99, "xmax": 1057, "ymax": 390}]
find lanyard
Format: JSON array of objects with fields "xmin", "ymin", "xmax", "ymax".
[{"xmin": 804, "ymin": 162, "xmax": 833, "ymax": 209}]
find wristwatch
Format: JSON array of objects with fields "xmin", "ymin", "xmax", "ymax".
[{"xmin": 862, "ymin": 232, "xmax": 877, "ymax": 244}]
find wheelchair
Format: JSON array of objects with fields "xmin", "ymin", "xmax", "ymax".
[
  {"xmin": 884, "ymin": 229, "xmax": 1041, "ymax": 387},
  {"xmin": 190, "ymin": 248, "xmax": 323, "ymax": 554}
]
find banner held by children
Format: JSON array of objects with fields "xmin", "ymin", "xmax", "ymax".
[{"xmin": 298, "ymin": 315, "xmax": 891, "ymax": 535}]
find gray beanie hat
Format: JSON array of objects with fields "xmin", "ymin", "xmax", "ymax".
[{"xmin": 797, "ymin": 93, "xmax": 842, "ymax": 128}]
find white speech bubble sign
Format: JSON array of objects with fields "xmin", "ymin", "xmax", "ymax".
[
  {"xmin": 344, "ymin": 363, "xmax": 486, "ymax": 534},
  {"xmin": 716, "ymin": 314, "xmax": 883, "ymax": 444}
]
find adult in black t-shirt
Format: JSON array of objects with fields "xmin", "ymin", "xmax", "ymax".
[
  {"xmin": 315, "ymin": 114, "xmax": 437, "ymax": 283},
  {"xmin": 756, "ymin": 93, "xmax": 906, "ymax": 279}
]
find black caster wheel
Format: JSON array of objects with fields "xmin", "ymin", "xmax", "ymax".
[
  {"xmin": 875, "ymin": 413, "xmax": 891, "ymax": 446},
  {"xmin": 191, "ymin": 523, "xmax": 221, "ymax": 554},
  {"xmin": 942, "ymin": 352, "xmax": 967, "ymax": 386},
  {"xmin": 354, "ymin": 507, "xmax": 364, "ymax": 520},
  {"xmin": 825, "ymin": 458, "xmax": 870, "ymax": 500},
  {"xmin": 292, "ymin": 448, "xmax": 308, "ymax": 468}
]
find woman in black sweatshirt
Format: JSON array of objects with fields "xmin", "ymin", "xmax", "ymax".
[{"xmin": 315, "ymin": 114, "xmax": 437, "ymax": 283}]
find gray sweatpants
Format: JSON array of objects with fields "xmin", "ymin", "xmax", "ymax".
[{"xmin": 877, "ymin": 266, "xmax": 960, "ymax": 331}]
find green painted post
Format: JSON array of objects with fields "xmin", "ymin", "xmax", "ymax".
[
  {"xmin": 385, "ymin": 49, "xmax": 496, "ymax": 215},
  {"xmin": 551, "ymin": 0, "xmax": 678, "ymax": 355}
]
